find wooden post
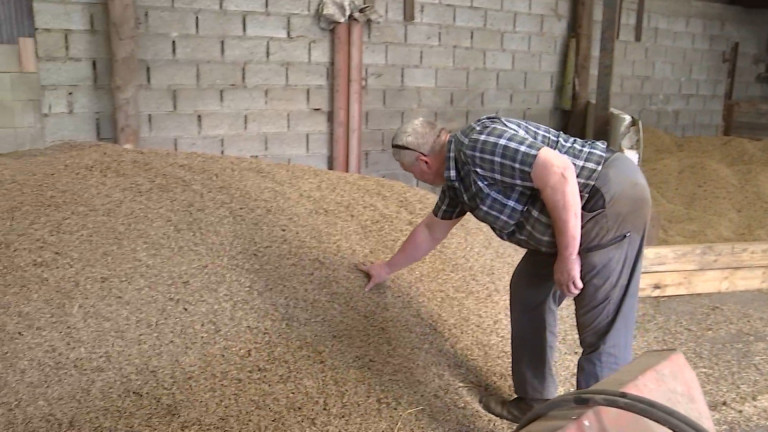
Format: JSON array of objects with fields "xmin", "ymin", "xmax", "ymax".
[
  {"xmin": 635, "ymin": 0, "xmax": 645, "ymax": 42},
  {"xmin": 722, "ymin": 42, "xmax": 739, "ymax": 136},
  {"xmin": 404, "ymin": 0, "xmax": 415, "ymax": 22},
  {"xmin": 106, "ymin": 0, "xmax": 140, "ymax": 148},
  {"xmin": 594, "ymin": 0, "xmax": 621, "ymax": 142},
  {"xmin": 566, "ymin": 0, "xmax": 594, "ymax": 138}
]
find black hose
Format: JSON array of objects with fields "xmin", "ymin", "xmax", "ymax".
[{"xmin": 514, "ymin": 389, "xmax": 710, "ymax": 432}]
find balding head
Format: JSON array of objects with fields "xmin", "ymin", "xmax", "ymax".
[{"xmin": 391, "ymin": 118, "xmax": 444, "ymax": 167}]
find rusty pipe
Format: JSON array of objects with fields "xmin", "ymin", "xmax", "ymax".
[
  {"xmin": 347, "ymin": 19, "xmax": 364, "ymax": 174},
  {"xmin": 332, "ymin": 22, "xmax": 350, "ymax": 172}
]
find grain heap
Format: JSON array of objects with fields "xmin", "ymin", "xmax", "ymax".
[
  {"xmin": 642, "ymin": 128, "xmax": 768, "ymax": 245},
  {"xmin": 1, "ymin": 143, "xmax": 766, "ymax": 431}
]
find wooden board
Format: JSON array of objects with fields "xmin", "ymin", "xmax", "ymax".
[
  {"xmin": 643, "ymin": 242, "xmax": 768, "ymax": 272},
  {"xmin": 640, "ymin": 267, "xmax": 768, "ymax": 297}
]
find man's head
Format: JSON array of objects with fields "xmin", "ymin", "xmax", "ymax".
[{"xmin": 391, "ymin": 118, "xmax": 449, "ymax": 186}]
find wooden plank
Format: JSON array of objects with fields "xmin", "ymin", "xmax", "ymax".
[
  {"xmin": 404, "ymin": 0, "xmax": 415, "ymax": 22},
  {"xmin": 566, "ymin": 0, "xmax": 594, "ymax": 137},
  {"xmin": 594, "ymin": 0, "xmax": 621, "ymax": 142},
  {"xmin": 722, "ymin": 42, "xmax": 739, "ymax": 136},
  {"xmin": 635, "ymin": 0, "xmax": 645, "ymax": 42},
  {"xmin": 107, "ymin": 0, "xmax": 140, "ymax": 148},
  {"xmin": 640, "ymin": 267, "xmax": 768, "ymax": 297},
  {"xmin": 643, "ymin": 242, "xmax": 768, "ymax": 273}
]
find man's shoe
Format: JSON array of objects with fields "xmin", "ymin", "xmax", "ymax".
[{"xmin": 479, "ymin": 395, "xmax": 549, "ymax": 423}]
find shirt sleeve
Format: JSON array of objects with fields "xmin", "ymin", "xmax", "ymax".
[
  {"xmin": 467, "ymin": 123, "xmax": 546, "ymax": 188},
  {"xmin": 432, "ymin": 186, "xmax": 468, "ymax": 220}
]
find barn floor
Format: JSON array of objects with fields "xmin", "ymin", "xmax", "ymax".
[{"xmin": 1, "ymin": 143, "xmax": 766, "ymax": 431}]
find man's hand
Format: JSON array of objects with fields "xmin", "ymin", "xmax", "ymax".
[
  {"xmin": 357, "ymin": 261, "xmax": 392, "ymax": 291},
  {"xmin": 554, "ymin": 254, "xmax": 583, "ymax": 297}
]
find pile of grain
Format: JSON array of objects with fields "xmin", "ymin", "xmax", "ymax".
[
  {"xmin": 642, "ymin": 128, "xmax": 768, "ymax": 245},
  {"xmin": 1, "ymin": 143, "xmax": 766, "ymax": 431}
]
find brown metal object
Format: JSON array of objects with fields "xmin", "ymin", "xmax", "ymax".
[
  {"xmin": 635, "ymin": 0, "xmax": 645, "ymax": 42},
  {"xmin": 566, "ymin": 0, "xmax": 594, "ymax": 137},
  {"xmin": 332, "ymin": 22, "xmax": 350, "ymax": 172},
  {"xmin": 347, "ymin": 20, "xmax": 364, "ymax": 174},
  {"xmin": 722, "ymin": 42, "xmax": 739, "ymax": 136},
  {"xmin": 107, "ymin": 0, "xmax": 140, "ymax": 148},
  {"xmin": 594, "ymin": 0, "xmax": 621, "ymax": 142},
  {"xmin": 404, "ymin": 0, "xmax": 415, "ymax": 22}
]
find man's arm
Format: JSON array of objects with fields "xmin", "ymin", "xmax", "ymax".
[
  {"xmin": 531, "ymin": 147, "xmax": 583, "ymax": 297},
  {"xmin": 358, "ymin": 213, "xmax": 462, "ymax": 291}
]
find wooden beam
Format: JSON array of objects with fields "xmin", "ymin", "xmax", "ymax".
[
  {"xmin": 594, "ymin": 0, "xmax": 621, "ymax": 142},
  {"xmin": 643, "ymin": 242, "xmax": 768, "ymax": 273},
  {"xmin": 404, "ymin": 0, "xmax": 415, "ymax": 22},
  {"xmin": 566, "ymin": 0, "xmax": 594, "ymax": 137},
  {"xmin": 106, "ymin": 0, "xmax": 140, "ymax": 148},
  {"xmin": 640, "ymin": 267, "xmax": 768, "ymax": 297},
  {"xmin": 722, "ymin": 41, "xmax": 739, "ymax": 136},
  {"xmin": 635, "ymin": 0, "xmax": 645, "ymax": 42}
]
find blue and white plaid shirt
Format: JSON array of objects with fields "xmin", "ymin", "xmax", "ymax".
[{"xmin": 433, "ymin": 116, "xmax": 608, "ymax": 253}]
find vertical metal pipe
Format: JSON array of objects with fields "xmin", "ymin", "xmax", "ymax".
[
  {"xmin": 347, "ymin": 19, "xmax": 364, "ymax": 174},
  {"xmin": 332, "ymin": 23, "xmax": 350, "ymax": 172}
]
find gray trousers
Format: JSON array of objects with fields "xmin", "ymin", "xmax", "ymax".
[{"xmin": 509, "ymin": 152, "xmax": 651, "ymax": 399}]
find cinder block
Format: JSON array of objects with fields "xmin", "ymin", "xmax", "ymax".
[
  {"xmin": 406, "ymin": 25, "xmax": 440, "ymax": 45},
  {"xmin": 504, "ymin": 33, "xmax": 530, "ymax": 51},
  {"xmin": 15, "ymin": 127, "xmax": 45, "ymax": 150},
  {"xmin": 404, "ymin": 68, "xmax": 436, "ymax": 87},
  {"xmin": 367, "ymin": 110, "xmax": 403, "ymax": 129},
  {"xmin": 502, "ymin": 0, "xmax": 530, "ymax": 12},
  {"xmin": 245, "ymin": 63, "xmax": 287, "ymax": 86},
  {"xmin": 245, "ymin": 14, "xmax": 288, "ymax": 37},
  {"xmin": 176, "ymin": 89, "xmax": 221, "ymax": 111},
  {"xmin": 384, "ymin": 89, "xmax": 419, "ymax": 109},
  {"xmin": 0, "ymin": 45, "xmax": 21, "ymax": 72},
  {"xmin": 174, "ymin": 0, "xmax": 220, "ymax": 9},
  {"xmin": 362, "ymin": 130, "xmax": 384, "ymax": 151},
  {"xmin": 224, "ymin": 38, "xmax": 267, "ymax": 62},
  {"xmin": 137, "ymin": 0, "xmax": 172, "ymax": 6},
  {"xmin": 453, "ymin": 90, "xmax": 483, "ymax": 108},
  {"xmin": 201, "ymin": 112, "xmax": 245, "ymax": 135},
  {"xmin": 455, "ymin": 7, "xmax": 486, "ymax": 27},
  {"xmin": 511, "ymin": 91, "xmax": 538, "ymax": 108},
  {"xmin": 693, "ymin": 34, "xmax": 710, "ymax": 50},
  {"xmin": 436, "ymin": 110, "xmax": 469, "ymax": 129},
  {"xmin": 0, "ymin": 101, "xmax": 38, "ymax": 128},
  {"xmin": 454, "ymin": 48, "xmax": 484, "ymax": 68},
  {"xmin": 287, "ymin": 64, "xmax": 328, "ymax": 86},
  {"xmin": 199, "ymin": 63, "xmax": 243, "ymax": 87},
  {"xmin": 525, "ymin": 72, "xmax": 552, "ymax": 91},
  {"xmin": 366, "ymin": 66, "xmax": 402, "ymax": 88},
  {"xmin": 290, "ymin": 154, "xmax": 329, "ymax": 170},
  {"xmin": 370, "ymin": 24, "xmax": 405, "ymax": 44},
  {"xmin": 364, "ymin": 150, "xmax": 400, "ymax": 174},
  {"xmin": 486, "ymin": 11, "xmax": 516, "ymax": 32},
  {"xmin": 530, "ymin": 35, "xmax": 557, "ymax": 54},
  {"xmin": 289, "ymin": 110, "xmax": 328, "ymax": 131},
  {"xmin": 199, "ymin": 11, "xmax": 244, "ymax": 36},
  {"xmin": 363, "ymin": 44, "xmax": 386, "ymax": 65},
  {"xmin": 672, "ymin": 32, "xmax": 693, "ymax": 48},
  {"xmin": 364, "ymin": 89, "xmax": 385, "ymax": 108},
  {"xmin": 514, "ymin": 52, "xmax": 540, "ymax": 71},
  {"xmin": 442, "ymin": 0, "xmax": 471, "ymax": 5},
  {"xmin": 468, "ymin": 70, "xmax": 497, "ymax": 88},
  {"xmin": 308, "ymin": 88, "xmax": 330, "ymax": 111},
  {"xmin": 139, "ymin": 89, "xmax": 173, "ymax": 112},
  {"xmin": 539, "ymin": 54, "xmax": 560, "ymax": 73},
  {"xmin": 247, "ymin": 111, "xmax": 288, "ymax": 132},
  {"xmin": 44, "ymin": 113, "xmax": 97, "ymax": 141},
  {"xmin": 42, "ymin": 88, "xmax": 69, "ymax": 114},
  {"xmin": 94, "ymin": 58, "xmax": 112, "ymax": 86},
  {"xmin": 68, "ymin": 32, "xmax": 110, "ymax": 58},
  {"xmin": 151, "ymin": 113, "xmax": 198, "ymax": 136},
  {"xmin": 441, "ymin": 28, "xmax": 472, "ymax": 47},
  {"xmin": 437, "ymin": 69, "xmax": 468, "ymax": 88},
  {"xmin": 403, "ymin": 109, "xmax": 435, "ymax": 123},
  {"xmin": 138, "ymin": 35, "xmax": 173, "ymax": 60},
  {"xmin": 289, "ymin": 15, "xmax": 326, "ymax": 39},
  {"xmin": 472, "ymin": 29, "xmax": 502, "ymax": 49},
  {"xmin": 147, "ymin": 10, "xmax": 196, "ymax": 35},
  {"xmin": 484, "ymin": 89, "xmax": 512, "ymax": 108},
  {"xmin": 542, "ymin": 16, "xmax": 568, "ymax": 34},
  {"xmin": 421, "ymin": 46, "xmax": 453, "ymax": 67},
  {"xmin": 267, "ymin": 0, "xmax": 309, "ymax": 14},
  {"xmin": 149, "ymin": 62, "xmax": 197, "ymax": 87},
  {"xmin": 139, "ymin": 137, "xmax": 176, "ymax": 151},
  {"xmin": 8, "ymin": 74, "xmax": 42, "ymax": 101},
  {"xmin": 38, "ymin": 61, "xmax": 93, "ymax": 85},
  {"xmin": 420, "ymin": 89, "xmax": 452, "ymax": 107},
  {"xmin": 307, "ymin": 132, "xmax": 329, "ymax": 153},
  {"xmin": 422, "ymin": 4, "xmax": 455, "ymax": 24},
  {"xmin": 485, "ymin": 51, "xmax": 513, "ymax": 69},
  {"xmin": 176, "ymin": 37, "xmax": 222, "ymax": 61},
  {"xmin": 386, "ymin": 45, "xmax": 421, "ymax": 66},
  {"xmin": 223, "ymin": 0, "xmax": 266, "ymax": 11},
  {"xmin": 681, "ymin": 79, "xmax": 698, "ymax": 95},
  {"xmin": 35, "ymin": 31, "xmax": 67, "ymax": 58},
  {"xmin": 473, "ymin": 0, "xmax": 502, "ymax": 9},
  {"xmin": 33, "ymin": 2, "xmax": 91, "ymax": 30},
  {"xmin": 223, "ymin": 88, "xmax": 265, "ymax": 109},
  {"xmin": 269, "ymin": 39, "xmax": 310, "ymax": 62},
  {"xmin": 72, "ymin": 88, "xmax": 113, "ymax": 113},
  {"xmin": 266, "ymin": 132, "xmax": 307, "ymax": 155},
  {"xmin": 622, "ymin": 76, "xmax": 642, "ymax": 93},
  {"xmin": 0, "ymin": 129, "xmax": 19, "ymax": 153},
  {"xmin": 633, "ymin": 60, "xmax": 654, "ymax": 77},
  {"xmin": 515, "ymin": 13, "xmax": 542, "ymax": 33},
  {"xmin": 178, "ymin": 137, "xmax": 222, "ymax": 155},
  {"xmin": 223, "ymin": 135, "xmax": 266, "ymax": 157},
  {"xmin": 97, "ymin": 113, "xmax": 114, "ymax": 141}
]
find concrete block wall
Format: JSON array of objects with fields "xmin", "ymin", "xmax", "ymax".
[{"xmin": 0, "ymin": 44, "xmax": 44, "ymax": 153}]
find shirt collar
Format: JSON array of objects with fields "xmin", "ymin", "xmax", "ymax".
[{"xmin": 444, "ymin": 134, "xmax": 458, "ymax": 184}]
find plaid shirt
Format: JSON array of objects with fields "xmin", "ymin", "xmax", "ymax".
[{"xmin": 433, "ymin": 116, "xmax": 607, "ymax": 253}]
